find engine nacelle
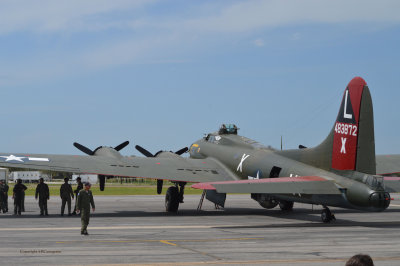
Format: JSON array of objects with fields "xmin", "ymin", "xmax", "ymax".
[{"xmin": 251, "ymin": 193, "xmax": 278, "ymax": 209}]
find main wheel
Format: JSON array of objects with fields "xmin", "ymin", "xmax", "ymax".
[
  {"xmin": 321, "ymin": 208, "xmax": 334, "ymax": 223},
  {"xmin": 165, "ymin": 186, "xmax": 180, "ymax": 213},
  {"xmin": 278, "ymin": 200, "xmax": 294, "ymax": 211}
]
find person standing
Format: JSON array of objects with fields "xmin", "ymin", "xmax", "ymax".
[
  {"xmin": 21, "ymin": 186, "xmax": 25, "ymax": 212},
  {"xmin": 0, "ymin": 180, "xmax": 5, "ymax": 213},
  {"xmin": 72, "ymin": 177, "xmax": 83, "ymax": 215},
  {"xmin": 13, "ymin": 179, "xmax": 27, "ymax": 215},
  {"xmin": 60, "ymin": 177, "xmax": 74, "ymax": 216},
  {"xmin": 2, "ymin": 180, "xmax": 8, "ymax": 213},
  {"xmin": 35, "ymin": 178, "xmax": 49, "ymax": 216},
  {"xmin": 76, "ymin": 182, "xmax": 95, "ymax": 235}
]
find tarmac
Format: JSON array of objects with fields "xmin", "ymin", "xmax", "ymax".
[{"xmin": 1, "ymin": 193, "xmax": 400, "ymax": 266}]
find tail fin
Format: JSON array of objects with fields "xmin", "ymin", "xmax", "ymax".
[{"xmin": 281, "ymin": 77, "xmax": 376, "ymax": 174}]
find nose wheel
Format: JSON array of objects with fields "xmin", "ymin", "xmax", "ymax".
[{"xmin": 321, "ymin": 206, "xmax": 336, "ymax": 223}]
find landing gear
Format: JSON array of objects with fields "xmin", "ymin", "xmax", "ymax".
[
  {"xmin": 165, "ymin": 182, "xmax": 186, "ymax": 213},
  {"xmin": 165, "ymin": 186, "xmax": 179, "ymax": 213},
  {"xmin": 278, "ymin": 200, "xmax": 294, "ymax": 211},
  {"xmin": 321, "ymin": 206, "xmax": 336, "ymax": 223},
  {"xmin": 178, "ymin": 182, "xmax": 185, "ymax": 203}
]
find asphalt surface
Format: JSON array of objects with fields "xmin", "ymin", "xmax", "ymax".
[{"xmin": 1, "ymin": 193, "xmax": 400, "ymax": 266}]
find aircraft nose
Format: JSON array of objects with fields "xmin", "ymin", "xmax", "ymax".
[{"xmin": 369, "ymin": 192, "xmax": 391, "ymax": 210}]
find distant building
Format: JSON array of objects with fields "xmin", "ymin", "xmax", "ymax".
[
  {"xmin": 72, "ymin": 174, "xmax": 98, "ymax": 184},
  {"xmin": 0, "ymin": 168, "xmax": 9, "ymax": 183},
  {"xmin": 9, "ymin": 171, "xmax": 50, "ymax": 183}
]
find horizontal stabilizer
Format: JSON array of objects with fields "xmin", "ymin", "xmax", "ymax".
[
  {"xmin": 376, "ymin": 154, "xmax": 400, "ymax": 175},
  {"xmin": 384, "ymin": 176, "xmax": 400, "ymax": 193},
  {"xmin": 192, "ymin": 176, "xmax": 341, "ymax": 195}
]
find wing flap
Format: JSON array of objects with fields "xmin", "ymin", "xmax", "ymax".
[{"xmin": 191, "ymin": 176, "xmax": 341, "ymax": 195}]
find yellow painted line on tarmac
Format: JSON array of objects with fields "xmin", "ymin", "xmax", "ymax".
[
  {"xmin": 84, "ymin": 256, "xmax": 400, "ymax": 266},
  {"xmin": 159, "ymin": 240, "xmax": 177, "ymax": 246},
  {"xmin": 56, "ymin": 237, "xmax": 263, "ymax": 244},
  {"xmin": 0, "ymin": 225, "xmax": 230, "ymax": 232},
  {"xmin": 390, "ymin": 204, "xmax": 400, "ymax": 207}
]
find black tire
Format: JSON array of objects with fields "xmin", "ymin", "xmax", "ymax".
[
  {"xmin": 165, "ymin": 186, "xmax": 180, "ymax": 213},
  {"xmin": 278, "ymin": 200, "xmax": 294, "ymax": 211},
  {"xmin": 321, "ymin": 208, "xmax": 332, "ymax": 223}
]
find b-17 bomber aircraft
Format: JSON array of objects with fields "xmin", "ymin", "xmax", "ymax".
[{"xmin": 1, "ymin": 77, "xmax": 400, "ymax": 222}]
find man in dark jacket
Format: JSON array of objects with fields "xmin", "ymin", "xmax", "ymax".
[
  {"xmin": 1, "ymin": 180, "xmax": 9, "ymax": 213},
  {"xmin": 35, "ymin": 178, "xmax": 50, "ymax": 216},
  {"xmin": 0, "ymin": 180, "xmax": 5, "ymax": 213},
  {"xmin": 72, "ymin": 177, "xmax": 83, "ymax": 215},
  {"xmin": 76, "ymin": 182, "xmax": 95, "ymax": 235},
  {"xmin": 13, "ymin": 179, "xmax": 27, "ymax": 215},
  {"xmin": 60, "ymin": 177, "xmax": 74, "ymax": 216}
]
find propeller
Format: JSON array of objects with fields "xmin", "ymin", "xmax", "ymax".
[
  {"xmin": 135, "ymin": 145, "xmax": 188, "ymax": 194},
  {"xmin": 114, "ymin": 141, "xmax": 130, "ymax": 152},
  {"xmin": 175, "ymin": 147, "xmax": 189, "ymax": 155},
  {"xmin": 135, "ymin": 145, "xmax": 155, "ymax": 158},
  {"xmin": 73, "ymin": 141, "xmax": 129, "ymax": 192},
  {"xmin": 135, "ymin": 145, "xmax": 188, "ymax": 157},
  {"xmin": 73, "ymin": 142, "xmax": 95, "ymax": 156},
  {"xmin": 74, "ymin": 141, "xmax": 130, "ymax": 155}
]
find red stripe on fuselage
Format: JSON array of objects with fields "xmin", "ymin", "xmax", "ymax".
[{"xmin": 191, "ymin": 176, "xmax": 327, "ymax": 190}]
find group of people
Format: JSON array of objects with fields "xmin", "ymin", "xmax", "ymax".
[
  {"xmin": 0, "ymin": 177, "xmax": 96, "ymax": 235},
  {"xmin": 0, "ymin": 178, "xmax": 27, "ymax": 215}
]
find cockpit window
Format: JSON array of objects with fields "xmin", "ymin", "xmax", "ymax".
[{"xmin": 219, "ymin": 124, "xmax": 238, "ymax": 135}]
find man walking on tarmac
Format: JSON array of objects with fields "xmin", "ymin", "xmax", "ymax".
[
  {"xmin": 35, "ymin": 178, "xmax": 49, "ymax": 216},
  {"xmin": 72, "ymin": 177, "xmax": 83, "ymax": 215},
  {"xmin": 76, "ymin": 182, "xmax": 95, "ymax": 235},
  {"xmin": 60, "ymin": 177, "xmax": 74, "ymax": 216}
]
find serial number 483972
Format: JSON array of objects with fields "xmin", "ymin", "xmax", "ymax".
[{"xmin": 335, "ymin": 122, "xmax": 357, "ymax": 136}]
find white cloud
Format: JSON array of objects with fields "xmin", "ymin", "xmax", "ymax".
[
  {"xmin": 183, "ymin": 0, "xmax": 400, "ymax": 33},
  {"xmin": 1, "ymin": 0, "xmax": 399, "ymax": 35},
  {"xmin": 254, "ymin": 39, "xmax": 265, "ymax": 47},
  {"xmin": 0, "ymin": 0, "xmax": 154, "ymax": 34},
  {"xmin": 291, "ymin": 32, "xmax": 301, "ymax": 41},
  {"xmin": 2, "ymin": 0, "xmax": 400, "ymax": 87}
]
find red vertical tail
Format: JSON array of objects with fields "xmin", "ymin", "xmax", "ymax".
[
  {"xmin": 279, "ymin": 77, "xmax": 376, "ymax": 175},
  {"xmin": 331, "ymin": 77, "xmax": 375, "ymax": 173}
]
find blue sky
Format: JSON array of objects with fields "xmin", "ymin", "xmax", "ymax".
[{"xmin": 0, "ymin": 0, "xmax": 399, "ymax": 155}]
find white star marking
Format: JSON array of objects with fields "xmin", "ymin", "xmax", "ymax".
[{"xmin": 0, "ymin": 155, "xmax": 26, "ymax": 162}]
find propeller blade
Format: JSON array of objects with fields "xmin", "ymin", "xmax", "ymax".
[
  {"xmin": 135, "ymin": 145, "xmax": 154, "ymax": 157},
  {"xmin": 114, "ymin": 141, "xmax": 130, "ymax": 151},
  {"xmin": 73, "ymin": 142, "xmax": 95, "ymax": 156},
  {"xmin": 175, "ymin": 147, "xmax": 189, "ymax": 155}
]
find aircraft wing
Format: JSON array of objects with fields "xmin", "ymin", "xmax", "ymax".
[
  {"xmin": 0, "ymin": 153, "xmax": 237, "ymax": 183},
  {"xmin": 376, "ymin": 155, "xmax": 400, "ymax": 175},
  {"xmin": 191, "ymin": 176, "xmax": 341, "ymax": 195}
]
